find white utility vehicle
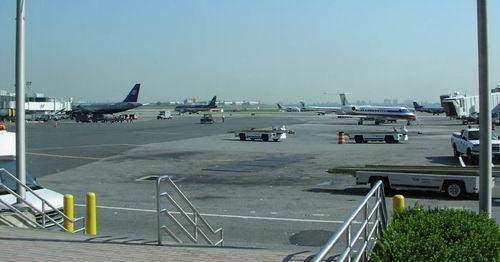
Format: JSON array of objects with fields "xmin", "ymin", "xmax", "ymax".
[
  {"xmin": 331, "ymin": 166, "xmax": 496, "ymax": 198},
  {"xmin": 157, "ymin": 110, "xmax": 172, "ymax": 120},
  {"xmin": 348, "ymin": 126, "xmax": 408, "ymax": 144},
  {"xmin": 451, "ymin": 127, "xmax": 500, "ymax": 163},
  {"xmin": 233, "ymin": 126, "xmax": 293, "ymax": 142}
]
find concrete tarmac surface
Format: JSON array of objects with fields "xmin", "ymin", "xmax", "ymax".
[{"xmin": 7, "ymin": 112, "xmax": 500, "ymax": 252}]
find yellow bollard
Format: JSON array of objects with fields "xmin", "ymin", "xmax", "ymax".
[
  {"xmin": 86, "ymin": 192, "xmax": 97, "ymax": 235},
  {"xmin": 63, "ymin": 194, "xmax": 74, "ymax": 232},
  {"xmin": 393, "ymin": 194, "xmax": 405, "ymax": 212}
]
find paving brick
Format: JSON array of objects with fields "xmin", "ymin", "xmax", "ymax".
[{"xmin": 0, "ymin": 226, "xmax": 314, "ymax": 261}]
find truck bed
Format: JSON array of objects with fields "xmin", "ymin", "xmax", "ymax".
[{"xmin": 328, "ymin": 165, "xmax": 500, "ymax": 177}]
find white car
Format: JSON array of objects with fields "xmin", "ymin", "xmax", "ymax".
[{"xmin": 0, "ymin": 160, "xmax": 64, "ymax": 228}]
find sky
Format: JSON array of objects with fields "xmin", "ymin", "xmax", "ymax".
[{"xmin": 0, "ymin": 0, "xmax": 499, "ymax": 104}]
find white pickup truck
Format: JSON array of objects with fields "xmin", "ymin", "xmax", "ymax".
[{"xmin": 451, "ymin": 128, "xmax": 500, "ymax": 163}]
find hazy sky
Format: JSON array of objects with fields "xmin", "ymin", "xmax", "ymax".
[{"xmin": 0, "ymin": 1, "xmax": 499, "ymax": 104}]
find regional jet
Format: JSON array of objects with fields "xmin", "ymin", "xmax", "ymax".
[
  {"xmin": 71, "ymin": 84, "xmax": 142, "ymax": 122},
  {"xmin": 174, "ymin": 96, "xmax": 217, "ymax": 114},
  {"xmin": 413, "ymin": 102, "xmax": 445, "ymax": 115},
  {"xmin": 299, "ymin": 101, "xmax": 340, "ymax": 115},
  {"xmin": 336, "ymin": 94, "xmax": 417, "ymax": 125}
]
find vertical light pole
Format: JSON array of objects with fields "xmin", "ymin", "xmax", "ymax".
[
  {"xmin": 477, "ymin": 0, "xmax": 491, "ymax": 217},
  {"xmin": 15, "ymin": 0, "xmax": 27, "ymax": 204}
]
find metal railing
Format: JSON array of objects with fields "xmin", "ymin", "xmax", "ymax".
[
  {"xmin": 156, "ymin": 175, "xmax": 223, "ymax": 246},
  {"xmin": 312, "ymin": 180, "xmax": 388, "ymax": 262},
  {"xmin": 0, "ymin": 168, "xmax": 85, "ymax": 233}
]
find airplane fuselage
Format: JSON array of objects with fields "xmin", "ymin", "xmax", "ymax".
[
  {"xmin": 72, "ymin": 102, "xmax": 142, "ymax": 115},
  {"xmin": 340, "ymin": 105, "xmax": 417, "ymax": 121},
  {"xmin": 415, "ymin": 107, "xmax": 445, "ymax": 115},
  {"xmin": 174, "ymin": 105, "xmax": 213, "ymax": 114}
]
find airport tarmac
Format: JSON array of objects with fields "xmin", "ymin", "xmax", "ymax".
[{"xmin": 8, "ymin": 112, "xmax": 500, "ymax": 252}]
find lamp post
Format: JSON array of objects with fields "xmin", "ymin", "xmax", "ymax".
[
  {"xmin": 477, "ymin": 0, "xmax": 491, "ymax": 217},
  {"xmin": 15, "ymin": 0, "xmax": 27, "ymax": 204}
]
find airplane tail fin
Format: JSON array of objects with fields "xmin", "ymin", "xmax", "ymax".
[
  {"xmin": 208, "ymin": 96, "xmax": 217, "ymax": 107},
  {"xmin": 339, "ymin": 93, "xmax": 349, "ymax": 106},
  {"xmin": 299, "ymin": 101, "xmax": 305, "ymax": 108},
  {"xmin": 413, "ymin": 101, "xmax": 422, "ymax": 109},
  {"xmin": 277, "ymin": 104, "xmax": 283, "ymax": 109},
  {"xmin": 123, "ymin": 84, "xmax": 141, "ymax": 102}
]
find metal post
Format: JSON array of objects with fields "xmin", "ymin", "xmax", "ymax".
[
  {"xmin": 477, "ymin": 0, "xmax": 492, "ymax": 217},
  {"xmin": 15, "ymin": 0, "xmax": 26, "ymax": 204},
  {"xmin": 393, "ymin": 195, "xmax": 405, "ymax": 212},
  {"xmin": 64, "ymin": 194, "xmax": 75, "ymax": 232},
  {"xmin": 156, "ymin": 179, "xmax": 163, "ymax": 245},
  {"xmin": 86, "ymin": 192, "xmax": 97, "ymax": 235}
]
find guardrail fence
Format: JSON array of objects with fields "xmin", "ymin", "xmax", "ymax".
[
  {"xmin": 156, "ymin": 175, "xmax": 223, "ymax": 246},
  {"xmin": 312, "ymin": 180, "xmax": 388, "ymax": 262},
  {"xmin": 0, "ymin": 168, "xmax": 85, "ymax": 233}
]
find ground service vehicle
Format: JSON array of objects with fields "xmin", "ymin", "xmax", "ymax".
[
  {"xmin": 234, "ymin": 126, "xmax": 292, "ymax": 142},
  {"xmin": 330, "ymin": 165, "xmax": 495, "ymax": 198},
  {"xmin": 200, "ymin": 114, "xmax": 215, "ymax": 124},
  {"xmin": 157, "ymin": 111, "xmax": 172, "ymax": 120},
  {"xmin": 451, "ymin": 127, "xmax": 500, "ymax": 163},
  {"xmin": 349, "ymin": 127, "xmax": 408, "ymax": 144},
  {"xmin": 101, "ymin": 115, "xmax": 125, "ymax": 123}
]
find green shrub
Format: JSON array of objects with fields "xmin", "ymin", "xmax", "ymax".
[{"xmin": 372, "ymin": 207, "xmax": 500, "ymax": 262}]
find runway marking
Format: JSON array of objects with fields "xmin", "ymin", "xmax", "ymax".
[
  {"xmin": 30, "ymin": 144, "xmax": 141, "ymax": 151},
  {"xmin": 74, "ymin": 204, "xmax": 345, "ymax": 224},
  {"xmin": 27, "ymin": 152, "xmax": 103, "ymax": 160}
]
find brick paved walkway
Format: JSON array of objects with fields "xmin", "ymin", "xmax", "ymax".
[{"xmin": 0, "ymin": 227, "xmax": 314, "ymax": 261}]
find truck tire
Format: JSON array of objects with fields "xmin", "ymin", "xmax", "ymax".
[
  {"xmin": 354, "ymin": 135, "xmax": 364, "ymax": 144},
  {"xmin": 453, "ymin": 144, "xmax": 460, "ymax": 158},
  {"xmin": 384, "ymin": 135, "xmax": 395, "ymax": 144},
  {"xmin": 273, "ymin": 138, "xmax": 279, "ymax": 142},
  {"xmin": 239, "ymin": 133, "xmax": 246, "ymax": 141},
  {"xmin": 444, "ymin": 181, "xmax": 465, "ymax": 198},
  {"xmin": 466, "ymin": 148, "xmax": 475, "ymax": 164},
  {"xmin": 262, "ymin": 134, "xmax": 269, "ymax": 142}
]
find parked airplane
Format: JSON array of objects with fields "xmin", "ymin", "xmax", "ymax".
[
  {"xmin": 413, "ymin": 102, "xmax": 444, "ymax": 115},
  {"xmin": 174, "ymin": 96, "xmax": 217, "ymax": 114},
  {"xmin": 277, "ymin": 103, "xmax": 301, "ymax": 112},
  {"xmin": 299, "ymin": 101, "xmax": 340, "ymax": 115},
  {"xmin": 336, "ymin": 94, "xmax": 416, "ymax": 125},
  {"xmin": 71, "ymin": 84, "xmax": 142, "ymax": 122}
]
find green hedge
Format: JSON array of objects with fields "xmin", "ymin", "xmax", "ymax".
[{"xmin": 372, "ymin": 208, "xmax": 500, "ymax": 262}]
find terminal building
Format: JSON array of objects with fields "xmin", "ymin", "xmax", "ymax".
[{"xmin": 0, "ymin": 90, "xmax": 72, "ymax": 121}]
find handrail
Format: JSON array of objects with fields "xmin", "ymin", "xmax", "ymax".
[
  {"xmin": 0, "ymin": 168, "xmax": 85, "ymax": 233},
  {"xmin": 156, "ymin": 175, "xmax": 224, "ymax": 246},
  {"xmin": 312, "ymin": 180, "xmax": 387, "ymax": 262}
]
